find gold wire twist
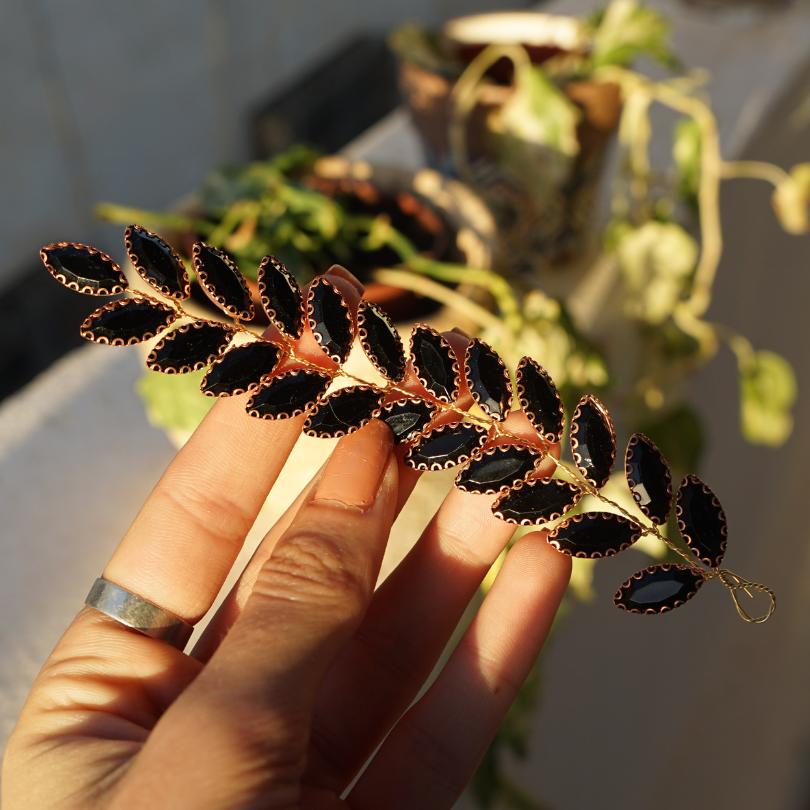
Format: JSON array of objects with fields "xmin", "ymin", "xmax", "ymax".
[{"xmin": 161, "ymin": 291, "xmax": 776, "ymax": 623}]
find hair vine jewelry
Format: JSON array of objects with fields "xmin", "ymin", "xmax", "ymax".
[{"xmin": 39, "ymin": 227, "xmax": 776, "ymax": 622}]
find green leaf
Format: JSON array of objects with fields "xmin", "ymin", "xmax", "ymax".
[
  {"xmin": 739, "ymin": 350, "xmax": 797, "ymax": 446},
  {"xmin": 491, "ymin": 66, "xmax": 580, "ymax": 209},
  {"xmin": 591, "ymin": 0, "xmax": 678, "ymax": 69},
  {"xmin": 772, "ymin": 164, "xmax": 810, "ymax": 235},
  {"xmin": 137, "ymin": 369, "xmax": 214, "ymax": 433},
  {"xmin": 616, "ymin": 221, "xmax": 698, "ymax": 323},
  {"xmin": 673, "ymin": 117, "xmax": 702, "ymax": 207}
]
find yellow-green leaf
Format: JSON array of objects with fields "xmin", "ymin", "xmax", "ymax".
[{"xmin": 739, "ymin": 350, "xmax": 797, "ymax": 446}]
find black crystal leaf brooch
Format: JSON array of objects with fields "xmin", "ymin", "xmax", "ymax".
[{"xmin": 41, "ymin": 227, "xmax": 776, "ymax": 623}]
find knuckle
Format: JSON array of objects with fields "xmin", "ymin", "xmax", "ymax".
[{"xmin": 253, "ymin": 529, "xmax": 369, "ymax": 615}]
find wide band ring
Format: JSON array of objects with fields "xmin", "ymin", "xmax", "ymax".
[{"xmin": 85, "ymin": 577, "xmax": 194, "ymax": 650}]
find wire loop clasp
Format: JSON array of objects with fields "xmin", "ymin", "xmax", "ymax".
[{"xmin": 714, "ymin": 569, "xmax": 776, "ymax": 624}]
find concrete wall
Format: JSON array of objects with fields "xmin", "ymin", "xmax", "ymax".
[{"xmin": 0, "ymin": 0, "xmax": 519, "ymax": 292}]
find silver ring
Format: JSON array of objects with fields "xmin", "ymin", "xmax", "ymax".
[{"xmin": 85, "ymin": 577, "xmax": 194, "ymax": 650}]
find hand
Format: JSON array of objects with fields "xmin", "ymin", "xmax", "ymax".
[{"xmin": 2, "ymin": 269, "xmax": 570, "ymax": 810}]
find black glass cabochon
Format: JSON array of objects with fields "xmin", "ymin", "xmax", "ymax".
[
  {"xmin": 410, "ymin": 326, "xmax": 460, "ymax": 402},
  {"xmin": 41, "ymin": 242, "xmax": 127, "ymax": 295},
  {"xmin": 258, "ymin": 255, "xmax": 303, "ymax": 338},
  {"xmin": 247, "ymin": 369, "xmax": 332, "ymax": 419},
  {"xmin": 193, "ymin": 242, "xmax": 254, "ymax": 320},
  {"xmin": 571, "ymin": 395, "xmax": 615, "ymax": 488},
  {"xmin": 465, "ymin": 339, "xmax": 511, "ymax": 420},
  {"xmin": 125, "ymin": 225, "xmax": 189, "ymax": 299},
  {"xmin": 80, "ymin": 298, "xmax": 178, "ymax": 345},
  {"xmin": 147, "ymin": 321, "xmax": 235, "ymax": 373},
  {"xmin": 492, "ymin": 478, "xmax": 582, "ymax": 524},
  {"xmin": 378, "ymin": 398, "xmax": 437, "ymax": 443},
  {"xmin": 201, "ymin": 340, "xmax": 282, "ymax": 397},
  {"xmin": 614, "ymin": 564, "xmax": 705, "ymax": 614},
  {"xmin": 516, "ymin": 357, "xmax": 564, "ymax": 442},
  {"xmin": 676, "ymin": 475, "xmax": 728, "ymax": 567},
  {"xmin": 303, "ymin": 385, "xmax": 384, "ymax": 437},
  {"xmin": 406, "ymin": 422, "xmax": 489, "ymax": 471},
  {"xmin": 456, "ymin": 444, "xmax": 540, "ymax": 495},
  {"xmin": 358, "ymin": 300, "xmax": 407, "ymax": 382},
  {"xmin": 307, "ymin": 279, "xmax": 354, "ymax": 363},
  {"xmin": 625, "ymin": 433, "xmax": 672, "ymax": 525},
  {"xmin": 547, "ymin": 512, "xmax": 641, "ymax": 558}
]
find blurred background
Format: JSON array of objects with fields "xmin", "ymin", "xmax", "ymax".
[{"xmin": 2, "ymin": 1, "xmax": 810, "ymax": 809}]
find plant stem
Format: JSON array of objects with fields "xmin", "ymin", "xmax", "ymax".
[
  {"xmin": 95, "ymin": 203, "xmax": 214, "ymax": 237},
  {"xmin": 721, "ymin": 160, "xmax": 790, "ymax": 186}
]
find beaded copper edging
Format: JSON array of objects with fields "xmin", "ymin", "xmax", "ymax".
[
  {"xmin": 306, "ymin": 277, "xmax": 354, "ymax": 364},
  {"xmin": 356, "ymin": 299, "xmax": 406, "ymax": 383},
  {"xmin": 40, "ymin": 241, "xmax": 127, "ymax": 296},
  {"xmin": 614, "ymin": 564, "xmax": 706, "ymax": 615},
  {"xmin": 146, "ymin": 320, "xmax": 236, "ymax": 374},
  {"xmin": 408, "ymin": 323, "xmax": 461, "ymax": 404},
  {"xmin": 515, "ymin": 356, "xmax": 564, "ymax": 444},
  {"xmin": 404, "ymin": 421, "xmax": 489, "ymax": 471},
  {"xmin": 491, "ymin": 477, "xmax": 583, "ymax": 525},
  {"xmin": 464, "ymin": 337, "xmax": 512, "ymax": 421},
  {"xmin": 124, "ymin": 224, "xmax": 191, "ymax": 301},
  {"xmin": 257, "ymin": 255, "xmax": 304, "ymax": 339},
  {"xmin": 624, "ymin": 432, "xmax": 672, "ymax": 525},
  {"xmin": 547, "ymin": 511, "xmax": 642, "ymax": 559},
  {"xmin": 199, "ymin": 340, "xmax": 285, "ymax": 398},
  {"xmin": 378, "ymin": 397, "xmax": 439, "ymax": 443},
  {"xmin": 79, "ymin": 297, "xmax": 179, "ymax": 346},
  {"xmin": 569, "ymin": 393, "xmax": 617, "ymax": 488},
  {"xmin": 192, "ymin": 241, "xmax": 255, "ymax": 322},
  {"xmin": 455, "ymin": 442, "xmax": 543, "ymax": 495},
  {"xmin": 245, "ymin": 368, "xmax": 334, "ymax": 420},
  {"xmin": 676, "ymin": 474, "xmax": 729, "ymax": 567},
  {"xmin": 302, "ymin": 385, "xmax": 384, "ymax": 438}
]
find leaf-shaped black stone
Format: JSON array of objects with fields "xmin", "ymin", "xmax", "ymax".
[
  {"xmin": 41, "ymin": 242, "xmax": 127, "ymax": 296},
  {"xmin": 570, "ymin": 395, "xmax": 615, "ymax": 488},
  {"xmin": 614, "ymin": 564, "xmax": 705, "ymax": 614},
  {"xmin": 456, "ymin": 444, "xmax": 540, "ymax": 495},
  {"xmin": 307, "ymin": 278, "xmax": 354, "ymax": 363},
  {"xmin": 547, "ymin": 512, "xmax": 641, "ymax": 558},
  {"xmin": 405, "ymin": 422, "xmax": 489, "ymax": 471},
  {"xmin": 378, "ymin": 398, "xmax": 437, "ymax": 443},
  {"xmin": 125, "ymin": 224, "xmax": 190, "ymax": 300},
  {"xmin": 247, "ymin": 369, "xmax": 332, "ymax": 419},
  {"xmin": 676, "ymin": 475, "xmax": 728, "ymax": 567},
  {"xmin": 516, "ymin": 357, "xmax": 564, "ymax": 442},
  {"xmin": 200, "ymin": 340, "xmax": 282, "ymax": 397},
  {"xmin": 258, "ymin": 255, "xmax": 303, "ymax": 338},
  {"xmin": 192, "ymin": 242, "xmax": 254, "ymax": 321},
  {"xmin": 358, "ymin": 300, "xmax": 406, "ymax": 382},
  {"xmin": 303, "ymin": 385, "xmax": 383, "ymax": 437},
  {"xmin": 79, "ymin": 298, "xmax": 178, "ymax": 346},
  {"xmin": 465, "ymin": 339, "xmax": 511, "ymax": 420},
  {"xmin": 625, "ymin": 433, "xmax": 672, "ymax": 525},
  {"xmin": 409, "ymin": 325, "xmax": 459, "ymax": 403},
  {"xmin": 146, "ymin": 321, "xmax": 235, "ymax": 373},
  {"xmin": 492, "ymin": 478, "xmax": 581, "ymax": 524}
]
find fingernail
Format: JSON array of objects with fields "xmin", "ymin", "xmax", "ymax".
[
  {"xmin": 325, "ymin": 264, "xmax": 364, "ymax": 294},
  {"xmin": 313, "ymin": 420, "xmax": 393, "ymax": 510},
  {"xmin": 448, "ymin": 326, "xmax": 470, "ymax": 339}
]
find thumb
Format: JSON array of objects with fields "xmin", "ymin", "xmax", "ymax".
[{"xmin": 134, "ymin": 421, "xmax": 398, "ymax": 808}]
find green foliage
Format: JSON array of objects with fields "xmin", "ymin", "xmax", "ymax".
[
  {"xmin": 615, "ymin": 221, "xmax": 698, "ymax": 324},
  {"xmin": 137, "ymin": 369, "xmax": 214, "ymax": 433},
  {"xmin": 639, "ymin": 403, "xmax": 705, "ymax": 474},
  {"xmin": 772, "ymin": 163, "xmax": 810, "ymax": 235},
  {"xmin": 738, "ymin": 349, "xmax": 797, "ymax": 446},
  {"xmin": 673, "ymin": 117, "xmax": 702, "ymax": 208},
  {"xmin": 590, "ymin": 0, "xmax": 678, "ymax": 70}
]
